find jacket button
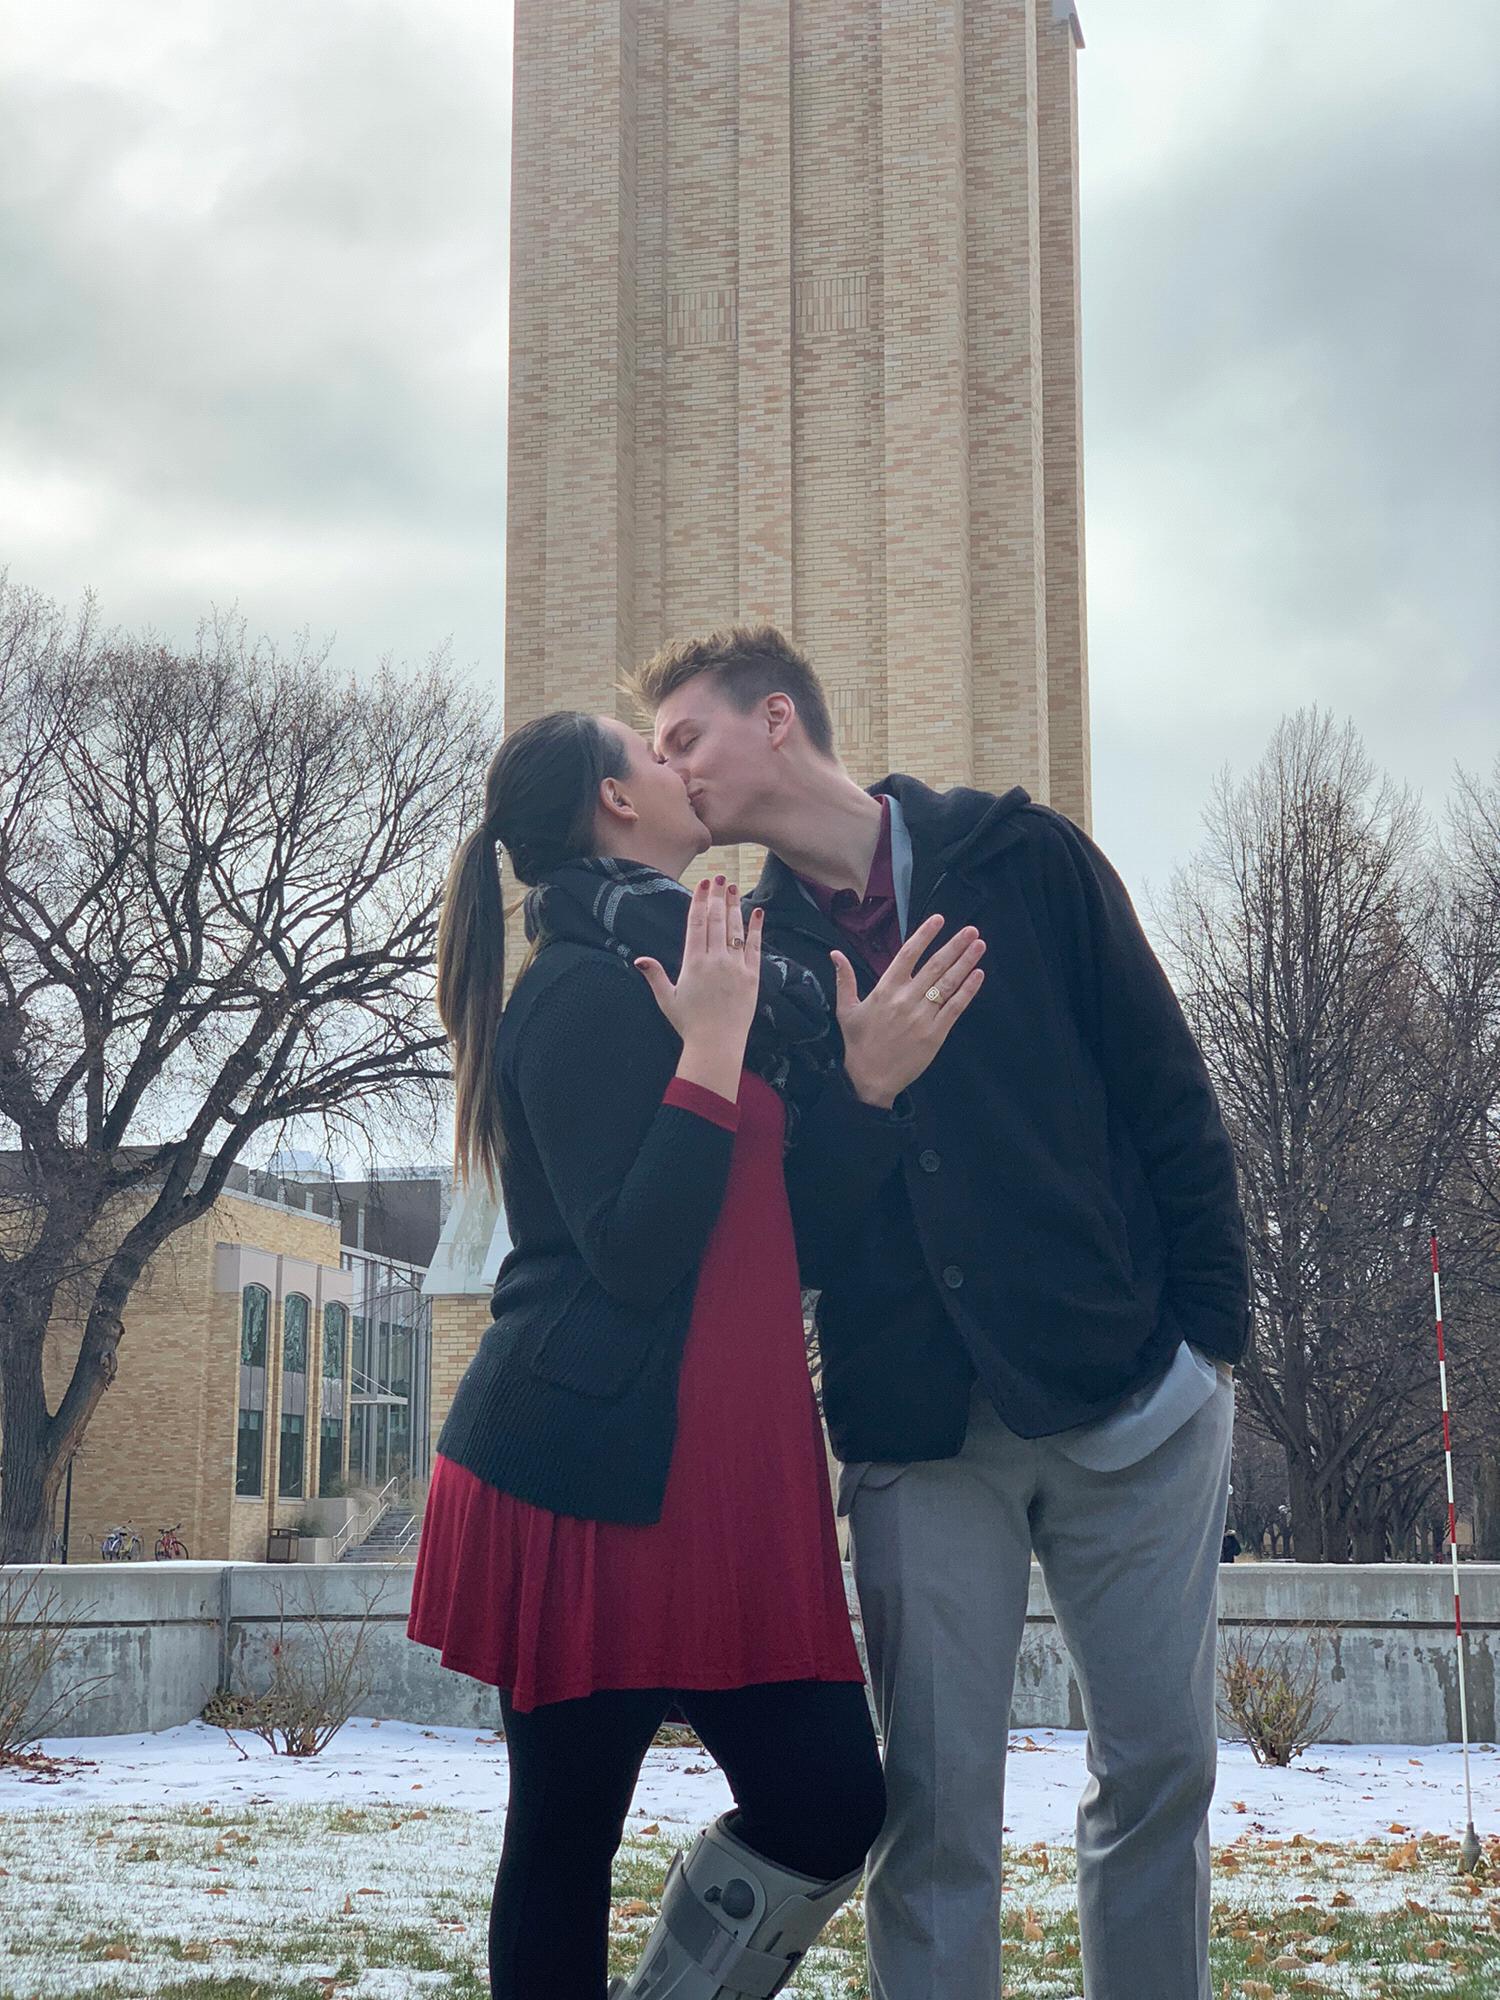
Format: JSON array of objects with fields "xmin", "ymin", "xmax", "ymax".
[
  {"xmin": 942, "ymin": 1265, "xmax": 964, "ymax": 1290},
  {"xmin": 919, "ymin": 1149, "xmax": 941, "ymax": 1173}
]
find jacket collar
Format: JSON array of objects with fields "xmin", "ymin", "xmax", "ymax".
[{"xmin": 748, "ymin": 774, "xmax": 1031, "ymax": 938}]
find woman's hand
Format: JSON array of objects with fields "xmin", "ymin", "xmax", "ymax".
[
  {"xmin": 832, "ymin": 916, "xmax": 985, "ymax": 1108},
  {"xmin": 636, "ymin": 878, "xmax": 765, "ymax": 1101}
]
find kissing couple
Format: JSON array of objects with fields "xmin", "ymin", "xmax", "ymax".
[{"xmin": 409, "ymin": 623, "xmax": 1248, "ymax": 2000}]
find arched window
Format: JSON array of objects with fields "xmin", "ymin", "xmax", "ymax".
[
  {"xmin": 319, "ymin": 1302, "xmax": 348, "ymax": 1497},
  {"xmin": 236, "ymin": 1285, "xmax": 270, "ymax": 1497},
  {"xmin": 279, "ymin": 1294, "xmax": 310, "ymax": 1499}
]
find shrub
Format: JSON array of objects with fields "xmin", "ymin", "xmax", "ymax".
[
  {"xmin": 0, "ymin": 1572, "xmax": 112, "ymax": 1765},
  {"xmin": 1217, "ymin": 1624, "xmax": 1338, "ymax": 1766},
  {"xmin": 208, "ymin": 1572, "xmax": 393, "ymax": 1757}
]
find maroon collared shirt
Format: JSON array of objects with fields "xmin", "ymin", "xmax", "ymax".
[{"xmin": 791, "ymin": 794, "xmax": 903, "ymax": 976}]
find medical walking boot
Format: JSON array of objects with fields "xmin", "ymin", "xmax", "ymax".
[{"xmin": 607, "ymin": 1811, "xmax": 861, "ymax": 1998}]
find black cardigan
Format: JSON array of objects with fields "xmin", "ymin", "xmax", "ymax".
[
  {"xmin": 435, "ymin": 938, "xmax": 915, "ymax": 1523},
  {"xmin": 748, "ymin": 775, "xmax": 1252, "ymax": 1464}
]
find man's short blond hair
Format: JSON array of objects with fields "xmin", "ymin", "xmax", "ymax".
[{"xmin": 624, "ymin": 624, "xmax": 836, "ymax": 759}]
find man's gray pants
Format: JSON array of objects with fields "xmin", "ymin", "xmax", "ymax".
[{"xmin": 846, "ymin": 1373, "xmax": 1234, "ymax": 2000}]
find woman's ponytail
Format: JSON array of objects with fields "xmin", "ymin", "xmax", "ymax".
[
  {"xmin": 436, "ymin": 710, "xmax": 630, "ymax": 1194},
  {"xmin": 436, "ymin": 823, "xmax": 509, "ymax": 1193}
]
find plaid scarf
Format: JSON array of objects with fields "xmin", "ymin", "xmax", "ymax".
[{"xmin": 523, "ymin": 857, "xmax": 836, "ymax": 1113}]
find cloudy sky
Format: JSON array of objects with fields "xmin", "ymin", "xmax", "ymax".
[{"xmin": 2, "ymin": 2, "xmax": 1496, "ymax": 908}]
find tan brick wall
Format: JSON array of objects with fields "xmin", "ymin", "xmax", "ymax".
[
  {"xmin": 427, "ymin": 1295, "xmax": 495, "ymax": 1455},
  {"xmin": 1036, "ymin": 4, "xmax": 1091, "ymax": 829},
  {"xmin": 506, "ymin": 0, "xmax": 1089, "ymax": 825},
  {"xmin": 42, "ymin": 1195, "xmax": 352, "ymax": 1563}
]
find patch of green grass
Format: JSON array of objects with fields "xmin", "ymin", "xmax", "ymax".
[{"xmin": 4, "ymin": 1805, "xmax": 1500, "ymax": 1998}]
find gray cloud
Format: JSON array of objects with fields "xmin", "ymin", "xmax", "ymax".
[
  {"xmin": 0, "ymin": 2, "xmax": 1493, "ymax": 906},
  {"xmin": 0, "ymin": 1, "xmax": 511, "ymax": 677},
  {"xmin": 1079, "ymin": 3, "xmax": 1500, "ymax": 902}
]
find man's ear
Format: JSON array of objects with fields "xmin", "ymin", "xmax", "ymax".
[{"xmin": 765, "ymin": 693, "xmax": 795, "ymax": 747}]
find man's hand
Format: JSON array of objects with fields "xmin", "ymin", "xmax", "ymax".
[{"xmin": 832, "ymin": 915, "xmax": 986, "ymax": 1108}]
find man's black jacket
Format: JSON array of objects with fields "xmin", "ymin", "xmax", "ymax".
[{"xmin": 748, "ymin": 774, "xmax": 1251, "ymax": 1465}]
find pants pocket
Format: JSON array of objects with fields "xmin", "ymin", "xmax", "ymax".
[{"xmin": 835, "ymin": 1458, "xmax": 907, "ymax": 1517}]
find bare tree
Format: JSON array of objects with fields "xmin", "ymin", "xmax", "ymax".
[
  {"xmin": 1159, "ymin": 713, "xmax": 1500, "ymax": 1561},
  {"xmin": 1444, "ymin": 754, "xmax": 1500, "ymax": 1554},
  {"xmin": 0, "ymin": 581, "xmax": 491, "ymax": 1560}
]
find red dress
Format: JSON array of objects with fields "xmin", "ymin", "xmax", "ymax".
[{"xmin": 408, "ymin": 1071, "xmax": 863, "ymax": 1712}]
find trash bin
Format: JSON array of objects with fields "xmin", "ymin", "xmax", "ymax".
[{"xmin": 267, "ymin": 1527, "xmax": 300, "ymax": 1563}]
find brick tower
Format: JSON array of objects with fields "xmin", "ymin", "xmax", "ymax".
[
  {"xmin": 504, "ymin": 0, "xmax": 1091, "ymax": 835},
  {"xmin": 426, "ymin": 1, "xmax": 1093, "ymax": 1450}
]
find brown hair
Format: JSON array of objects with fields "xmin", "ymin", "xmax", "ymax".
[
  {"xmin": 624, "ymin": 623, "xmax": 836, "ymax": 759},
  {"xmin": 435, "ymin": 710, "xmax": 630, "ymax": 1193}
]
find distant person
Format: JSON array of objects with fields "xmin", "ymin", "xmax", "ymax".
[
  {"xmin": 408, "ymin": 710, "xmax": 982, "ymax": 2000},
  {"xmin": 1221, "ymin": 1530, "xmax": 1242, "ymax": 1564},
  {"xmin": 634, "ymin": 625, "xmax": 1250, "ymax": 2000}
]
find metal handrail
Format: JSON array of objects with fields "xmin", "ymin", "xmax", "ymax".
[
  {"xmin": 330, "ymin": 1473, "xmax": 401, "ymax": 1560},
  {"xmin": 347, "ymin": 1368, "xmax": 407, "ymax": 1407},
  {"xmin": 392, "ymin": 1514, "xmax": 423, "ymax": 1560}
]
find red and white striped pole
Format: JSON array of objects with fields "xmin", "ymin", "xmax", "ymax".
[{"xmin": 1430, "ymin": 1229, "xmax": 1482, "ymax": 1873}]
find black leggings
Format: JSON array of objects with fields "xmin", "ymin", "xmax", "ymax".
[{"xmin": 489, "ymin": 1679, "xmax": 886, "ymax": 2000}]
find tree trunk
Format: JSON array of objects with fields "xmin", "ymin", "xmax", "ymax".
[
  {"xmin": 1321, "ymin": 1482, "xmax": 1353, "ymax": 1563},
  {"xmin": 1474, "ymin": 1453, "xmax": 1500, "ymax": 1560},
  {"xmin": 0, "ymin": 1326, "xmax": 60, "ymax": 1564},
  {"xmin": 1287, "ymin": 1450, "xmax": 1325, "ymax": 1561},
  {"xmin": 1352, "ymin": 1517, "xmax": 1387, "ymax": 1562}
]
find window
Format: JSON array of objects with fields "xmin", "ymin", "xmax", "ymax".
[
  {"xmin": 279, "ymin": 1294, "xmax": 310, "ymax": 1499},
  {"xmin": 319, "ymin": 1302, "xmax": 347, "ymax": 1497},
  {"xmin": 389, "ymin": 1320, "xmax": 412, "ymax": 1401},
  {"xmin": 236, "ymin": 1285, "xmax": 270, "ymax": 1496}
]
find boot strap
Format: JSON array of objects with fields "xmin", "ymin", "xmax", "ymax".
[{"xmin": 660, "ymin": 1860, "xmax": 803, "ymax": 1999}]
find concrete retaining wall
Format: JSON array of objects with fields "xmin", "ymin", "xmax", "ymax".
[{"xmin": 4, "ymin": 1560, "xmax": 1496, "ymax": 1746}]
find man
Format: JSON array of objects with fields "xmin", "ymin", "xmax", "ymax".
[{"xmin": 628, "ymin": 625, "xmax": 1249, "ymax": 2000}]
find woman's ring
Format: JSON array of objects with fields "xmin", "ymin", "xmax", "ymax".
[
  {"xmin": 728, "ymin": 937, "xmax": 746, "ymax": 951},
  {"xmin": 925, "ymin": 984, "xmax": 944, "ymax": 1005}
]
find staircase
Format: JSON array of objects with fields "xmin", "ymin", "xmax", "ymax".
[
  {"xmin": 338, "ymin": 1501, "xmax": 421, "ymax": 1562},
  {"xmin": 331, "ymin": 1475, "xmax": 424, "ymax": 1563}
]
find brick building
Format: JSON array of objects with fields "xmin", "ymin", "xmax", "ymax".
[
  {"xmin": 504, "ymin": 0, "xmax": 1091, "ymax": 881},
  {"xmin": 32, "ymin": 1165, "xmax": 446, "ymax": 1564}
]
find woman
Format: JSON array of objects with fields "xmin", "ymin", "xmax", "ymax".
[{"xmin": 408, "ymin": 710, "xmax": 984, "ymax": 1999}]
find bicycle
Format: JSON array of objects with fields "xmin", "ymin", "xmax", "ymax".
[
  {"xmin": 154, "ymin": 1522, "xmax": 190, "ymax": 1560},
  {"xmin": 100, "ymin": 1523, "xmax": 142, "ymax": 1561}
]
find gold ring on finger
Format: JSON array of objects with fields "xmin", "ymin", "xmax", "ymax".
[
  {"xmin": 728, "ymin": 937, "xmax": 746, "ymax": 951},
  {"xmin": 925, "ymin": 984, "xmax": 944, "ymax": 1005}
]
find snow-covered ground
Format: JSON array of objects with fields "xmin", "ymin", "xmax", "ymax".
[
  {"xmin": 3, "ymin": 1723, "xmax": 1499, "ymax": 1998},
  {"xmin": 4, "ymin": 1716, "xmax": 1497, "ymax": 1847}
]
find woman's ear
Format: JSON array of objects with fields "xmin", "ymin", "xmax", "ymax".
[{"xmin": 599, "ymin": 777, "xmax": 638, "ymax": 824}]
